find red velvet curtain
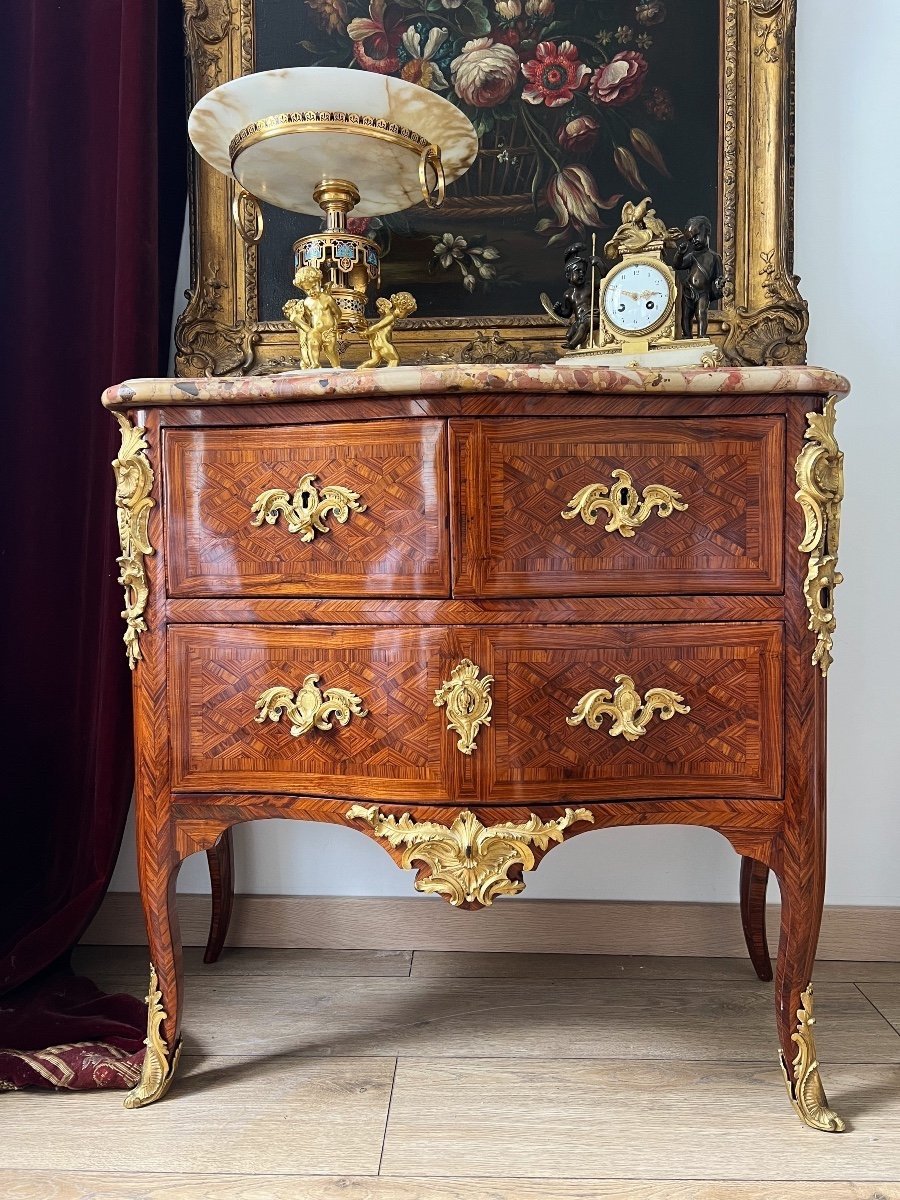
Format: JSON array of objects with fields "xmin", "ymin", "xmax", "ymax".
[{"xmin": 0, "ymin": 0, "xmax": 184, "ymax": 1088}]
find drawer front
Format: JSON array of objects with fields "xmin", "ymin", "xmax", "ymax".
[
  {"xmin": 452, "ymin": 417, "xmax": 784, "ymax": 596},
  {"xmin": 476, "ymin": 622, "xmax": 783, "ymax": 802},
  {"xmin": 169, "ymin": 625, "xmax": 456, "ymax": 799},
  {"xmin": 164, "ymin": 420, "xmax": 449, "ymax": 597},
  {"xmin": 170, "ymin": 621, "xmax": 782, "ymax": 804}
]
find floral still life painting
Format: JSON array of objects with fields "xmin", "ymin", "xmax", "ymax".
[{"xmin": 253, "ymin": 0, "xmax": 721, "ymax": 321}]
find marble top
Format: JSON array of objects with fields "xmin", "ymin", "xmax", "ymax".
[{"xmin": 103, "ymin": 364, "xmax": 849, "ymax": 409}]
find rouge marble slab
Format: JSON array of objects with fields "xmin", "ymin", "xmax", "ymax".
[{"xmin": 103, "ymin": 363, "xmax": 850, "ymax": 409}]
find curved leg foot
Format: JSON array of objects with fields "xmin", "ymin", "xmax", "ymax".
[
  {"xmin": 773, "ymin": 851, "xmax": 846, "ymax": 1132},
  {"xmin": 739, "ymin": 856, "xmax": 773, "ymax": 981},
  {"xmin": 125, "ymin": 853, "xmax": 184, "ymax": 1110},
  {"xmin": 204, "ymin": 827, "xmax": 235, "ymax": 965},
  {"xmin": 124, "ymin": 962, "xmax": 183, "ymax": 1109}
]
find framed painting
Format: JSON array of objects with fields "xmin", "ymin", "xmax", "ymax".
[{"xmin": 176, "ymin": 0, "xmax": 805, "ymax": 374}]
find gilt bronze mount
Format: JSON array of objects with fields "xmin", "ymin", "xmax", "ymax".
[{"xmin": 347, "ymin": 805, "xmax": 594, "ymax": 908}]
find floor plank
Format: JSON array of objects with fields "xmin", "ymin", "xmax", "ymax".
[
  {"xmin": 857, "ymin": 984, "xmax": 900, "ymax": 1033},
  {"xmin": 381, "ymin": 1058, "xmax": 900, "ymax": 1182},
  {"xmin": 6, "ymin": 950, "xmax": 900, "ymax": 1192},
  {"xmin": 0, "ymin": 1057, "xmax": 395, "ymax": 1176},
  {"xmin": 153, "ymin": 976, "xmax": 900, "ymax": 1065},
  {"xmin": 72, "ymin": 944, "xmax": 413, "ymax": 979},
  {"xmin": 0, "ymin": 1174, "xmax": 896, "ymax": 1200},
  {"xmin": 411, "ymin": 952, "xmax": 900, "ymax": 983}
]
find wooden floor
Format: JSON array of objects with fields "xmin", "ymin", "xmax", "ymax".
[{"xmin": 2, "ymin": 947, "xmax": 900, "ymax": 1199}]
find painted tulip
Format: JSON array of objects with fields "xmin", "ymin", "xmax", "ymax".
[{"xmin": 557, "ymin": 114, "xmax": 600, "ymax": 152}]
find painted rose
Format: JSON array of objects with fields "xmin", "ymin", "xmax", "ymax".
[
  {"xmin": 557, "ymin": 114, "xmax": 600, "ymax": 152},
  {"xmin": 525, "ymin": 0, "xmax": 554, "ymax": 16},
  {"xmin": 588, "ymin": 50, "xmax": 648, "ymax": 106},
  {"xmin": 347, "ymin": 0, "xmax": 404, "ymax": 73},
  {"xmin": 540, "ymin": 165, "xmax": 621, "ymax": 233},
  {"xmin": 450, "ymin": 38, "xmax": 521, "ymax": 107},
  {"xmin": 495, "ymin": 0, "xmax": 521, "ymax": 17},
  {"xmin": 522, "ymin": 41, "xmax": 590, "ymax": 108}
]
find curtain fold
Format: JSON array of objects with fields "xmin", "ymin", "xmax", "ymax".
[{"xmin": 0, "ymin": 0, "xmax": 185, "ymax": 1088}]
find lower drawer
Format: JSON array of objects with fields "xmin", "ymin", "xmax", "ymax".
[{"xmin": 169, "ymin": 622, "xmax": 783, "ymax": 802}]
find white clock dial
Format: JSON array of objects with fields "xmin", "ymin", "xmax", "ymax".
[{"xmin": 603, "ymin": 262, "xmax": 672, "ymax": 335}]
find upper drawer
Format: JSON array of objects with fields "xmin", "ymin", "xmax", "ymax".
[
  {"xmin": 451, "ymin": 416, "xmax": 784, "ymax": 597},
  {"xmin": 164, "ymin": 420, "xmax": 450, "ymax": 597}
]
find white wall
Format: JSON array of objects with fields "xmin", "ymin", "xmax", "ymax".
[{"xmin": 111, "ymin": 1, "xmax": 900, "ymax": 904}]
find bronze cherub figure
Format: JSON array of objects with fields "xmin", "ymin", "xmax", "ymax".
[
  {"xmin": 672, "ymin": 216, "xmax": 724, "ymax": 339},
  {"xmin": 540, "ymin": 242, "xmax": 604, "ymax": 351}
]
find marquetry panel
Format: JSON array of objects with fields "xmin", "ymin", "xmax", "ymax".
[
  {"xmin": 476, "ymin": 623, "xmax": 783, "ymax": 803},
  {"xmin": 169, "ymin": 625, "xmax": 463, "ymax": 800},
  {"xmin": 164, "ymin": 420, "xmax": 449, "ymax": 597},
  {"xmin": 451, "ymin": 417, "xmax": 784, "ymax": 596}
]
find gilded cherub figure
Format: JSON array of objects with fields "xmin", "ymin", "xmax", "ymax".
[
  {"xmin": 672, "ymin": 215, "xmax": 724, "ymax": 339},
  {"xmin": 358, "ymin": 291, "xmax": 417, "ymax": 369},
  {"xmin": 283, "ymin": 265, "xmax": 342, "ymax": 369}
]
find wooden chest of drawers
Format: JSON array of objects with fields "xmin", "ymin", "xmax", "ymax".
[{"xmin": 104, "ymin": 363, "xmax": 849, "ymax": 1131}]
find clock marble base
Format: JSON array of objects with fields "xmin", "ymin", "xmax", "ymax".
[{"xmin": 557, "ymin": 340, "xmax": 722, "ymax": 369}]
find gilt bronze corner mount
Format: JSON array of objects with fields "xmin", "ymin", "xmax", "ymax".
[
  {"xmin": 779, "ymin": 984, "xmax": 846, "ymax": 1133},
  {"xmin": 123, "ymin": 963, "xmax": 182, "ymax": 1109},
  {"xmin": 794, "ymin": 396, "xmax": 844, "ymax": 675}
]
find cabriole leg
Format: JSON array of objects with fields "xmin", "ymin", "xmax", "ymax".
[
  {"xmin": 204, "ymin": 827, "xmax": 235, "ymax": 965},
  {"xmin": 773, "ymin": 848, "xmax": 845, "ymax": 1132},
  {"xmin": 125, "ymin": 852, "xmax": 184, "ymax": 1109},
  {"xmin": 739, "ymin": 855, "xmax": 773, "ymax": 981}
]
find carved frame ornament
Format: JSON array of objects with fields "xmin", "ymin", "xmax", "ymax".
[{"xmin": 177, "ymin": 0, "xmax": 806, "ymax": 374}]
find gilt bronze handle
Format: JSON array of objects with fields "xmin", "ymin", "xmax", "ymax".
[
  {"xmin": 567, "ymin": 673, "xmax": 689, "ymax": 742},
  {"xmin": 254, "ymin": 674, "xmax": 367, "ymax": 738},
  {"xmin": 250, "ymin": 472, "xmax": 365, "ymax": 542},
  {"xmin": 419, "ymin": 144, "xmax": 445, "ymax": 209},
  {"xmin": 561, "ymin": 469, "xmax": 686, "ymax": 538},
  {"xmin": 232, "ymin": 187, "xmax": 264, "ymax": 244}
]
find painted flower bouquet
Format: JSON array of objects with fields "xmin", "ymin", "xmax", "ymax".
[{"xmin": 300, "ymin": 0, "xmax": 674, "ymax": 248}]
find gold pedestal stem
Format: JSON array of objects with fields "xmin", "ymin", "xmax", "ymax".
[{"xmin": 312, "ymin": 178, "xmax": 360, "ymax": 233}]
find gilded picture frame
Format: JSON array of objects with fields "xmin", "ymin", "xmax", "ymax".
[{"xmin": 176, "ymin": 0, "xmax": 804, "ymax": 375}]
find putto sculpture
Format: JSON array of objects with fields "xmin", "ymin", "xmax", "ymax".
[
  {"xmin": 283, "ymin": 266, "xmax": 342, "ymax": 370},
  {"xmin": 672, "ymin": 215, "xmax": 725, "ymax": 339}
]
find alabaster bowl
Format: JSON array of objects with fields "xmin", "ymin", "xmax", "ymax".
[{"xmin": 188, "ymin": 66, "xmax": 478, "ymax": 217}]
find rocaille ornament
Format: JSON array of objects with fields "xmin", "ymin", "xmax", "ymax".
[{"xmin": 187, "ymin": 67, "xmax": 477, "ymax": 370}]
